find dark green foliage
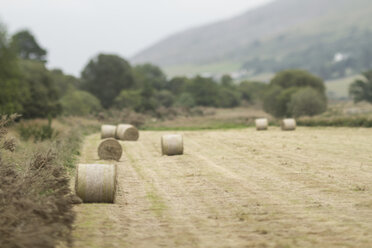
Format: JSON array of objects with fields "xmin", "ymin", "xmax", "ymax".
[
  {"xmin": 288, "ymin": 87, "xmax": 327, "ymax": 117},
  {"xmin": 263, "ymin": 70, "xmax": 327, "ymax": 117},
  {"xmin": 81, "ymin": 54, "xmax": 134, "ymax": 108},
  {"xmin": 349, "ymin": 70, "xmax": 372, "ymax": 103},
  {"xmin": 133, "ymin": 63, "xmax": 167, "ymax": 90},
  {"xmin": 167, "ymin": 77, "xmax": 188, "ymax": 95},
  {"xmin": 20, "ymin": 60, "xmax": 62, "ymax": 118},
  {"xmin": 50, "ymin": 69, "xmax": 80, "ymax": 97},
  {"xmin": 217, "ymin": 87, "xmax": 241, "ymax": 108},
  {"xmin": 174, "ymin": 93, "xmax": 196, "ymax": 108},
  {"xmin": 114, "ymin": 90, "xmax": 142, "ymax": 110},
  {"xmin": 238, "ymin": 81, "xmax": 267, "ymax": 104},
  {"xmin": 0, "ymin": 25, "xmax": 23, "ymax": 115},
  {"xmin": 271, "ymin": 70, "xmax": 325, "ymax": 94},
  {"xmin": 11, "ymin": 30, "xmax": 47, "ymax": 62},
  {"xmin": 186, "ymin": 76, "xmax": 219, "ymax": 106},
  {"xmin": 60, "ymin": 90, "xmax": 102, "ymax": 116},
  {"xmin": 155, "ymin": 90, "xmax": 175, "ymax": 108}
]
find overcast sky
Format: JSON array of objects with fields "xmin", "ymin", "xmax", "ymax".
[{"xmin": 0, "ymin": 0, "xmax": 272, "ymax": 76}]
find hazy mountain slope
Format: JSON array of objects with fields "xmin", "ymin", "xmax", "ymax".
[{"xmin": 132, "ymin": 0, "xmax": 372, "ymax": 79}]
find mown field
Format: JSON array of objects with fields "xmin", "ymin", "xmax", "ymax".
[{"xmin": 70, "ymin": 127, "xmax": 372, "ymax": 248}]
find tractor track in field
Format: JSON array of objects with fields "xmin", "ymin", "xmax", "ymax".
[{"xmin": 70, "ymin": 128, "xmax": 372, "ymax": 248}]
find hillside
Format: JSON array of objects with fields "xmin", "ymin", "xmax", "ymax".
[{"xmin": 132, "ymin": 0, "xmax": 372, "ymax": 79}]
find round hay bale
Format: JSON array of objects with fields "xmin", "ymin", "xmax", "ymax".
[
  {"xmin": 75, "ymin": 164, "xmax": 117, "ymax": 203},
  {"xmin": 101, "ymin": 125, "xmax": 117, "ymax": 139},
  {"xmin": 161, "ymin": 134, "xmax": 183, "ymax": 156},
  {"xmin": 281, "ymin": 118, "xmax": 296, "ymax": 131},
  {"xmin": 255, "ymin": 118, "xmax": 268, "ymax": 131},
  {"xmin": 116, "ymin": 124, "xmax": 139, "ymax": 141},
  {"xmin": 98, "ymin": 138, "xmax": 122, "ymax": 161}
]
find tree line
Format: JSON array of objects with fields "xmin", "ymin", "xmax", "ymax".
[{"xmin": 1, "ymin": 24, "xmax": 334, "ymax": 119}]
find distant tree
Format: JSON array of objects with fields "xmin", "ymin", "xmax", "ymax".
[
  {"xmin": 174, "ymin": 93, "xmax": 196, "ymax": 108},
  {"xmin": 263, "ymin": 70, "xmax": 327, "ymax": 117},
  {"xmin": 238, "ymin": 81, "xmax": 267, "ymax": 104},
  {"xmin": 155, "ymin": 90, "xmax": 175, "ymax": 108},
  {"xmin": 114, "ymin": 90, "xmax": 142, "ymax": 110},
  {"xmin": 271, "ymin": 69, "xmax": 325, "ymax": 94},
  {"xmin": 221, "ymin": 74, "xmax": 233, "ymax": 87},
  {"xmin": 81, "ymin": 54, "xmax": 134, "ymax": 108},
  {"xmin": 133, "ymin": 63, "xmax": 167, "ymax": 90},
  {"xmin": 60, "ymin": 90, "xmax": 102, "ymax": 116},
  {"xmin": 349, "ymin": 70, "xmax": 372, "ymax": 103},
  {"xmin": 167, "ymin": 76, "xmax": 188, "ymax": 95},
  {"xmin": 0, "ymin": 24, "xmax": 23, "ymax": 114},
  {"xmin": 186, "ymin": 76, "xmax": 219, "ymax": 106},
  {"xmin": 50, "ymin": 69, "xmax": 79, "ymax": 97},
  {"xmin": 11, "ymin": 30, "xmax": 47, "ymax": 62},
  {"xmin": 20, "ymin": 60, "xmax": 62, "ymax": 118},
  {"xmin": 217, "ymin": 87, "xmax": 241, "ymax": 108},
  {"xmin": 288, "ymin": 87, "xmax": 327, "ymax": 117}
]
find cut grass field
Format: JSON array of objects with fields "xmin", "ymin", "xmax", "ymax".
[{"xmin": 71, "ymin": 127, "xmax": 372, "ymax": 248}]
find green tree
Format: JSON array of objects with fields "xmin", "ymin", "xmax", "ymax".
[
  {"xmin": 81, "ymin": 54, "xmax": 134, "ymax": 108},
  {"xmin": 186, "ymin": 76, "xmax": 219, "ymax": 106},
  {"xmin": 155, "ymin": 90, "xmax": 175, "ymax": 108},
  {"xmin": 133, "ymin": 63, "xmax": 167, "ymax": 90},
  {"xmin": 60, "ymin": 90, "xmax": 102, "ymax": 116},
  {"xmin": 0, "ymin": 25, "xmax": 23, "ymax": 114},
  {"xmin": 20, "ymin": 60, "xmax": 62, "ymax": 118},
  {"xmin": 167, "ymin": 76, "xmax": 188, "ymax": 95},
  {"xmin": 349, "ymin": 70, "xmax": 372, "ymax": 103},
  {"xmin": 271, "ymin": 69, "xmax": 325, "ymax": 94},
  {"xmin": 174, "ymin": 93, "xmax": 196, "ymax": 108},
  {"xmin": 50, "ymin": 69, "xmax": 79, "ymax": 97},
  {"xmin": 11, "ymin": 30, "xmax": 47, "ymax": 62},
  {"xmin": 217, "ymin": 87, "xmax": 241, "ymax": 108},
  {"xmin": 114, "ymin": 90, "xmax": 142, "ymax": 110},
  {"xmin": 238, "ymin": 81, "xmax": 267, "ymax": 104},
  {"xmin": 263, "ymin": 70, "xmax": 327, "ymax": 117},
  {"xmin": 288, "ymin": 87, "xmax": 327, "ymax": 117}
]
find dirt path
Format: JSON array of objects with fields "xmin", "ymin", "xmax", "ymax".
[{"xmin": 72, "ymin": 128, "xmax": 372, "ymax": 248}]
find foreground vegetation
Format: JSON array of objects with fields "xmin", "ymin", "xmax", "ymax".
[{"xmin": 0, "ymin": 116, "xmax": 98, "ymax": 248}]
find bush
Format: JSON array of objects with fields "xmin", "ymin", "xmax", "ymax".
[
  {"xmin": 174, "ymin": 93, "xmax": 196, "ymax": 108},
  {"xmin": 114, "ymin": 90, "xmax": 142, "ymax": 110},
  {"xmin": 263, "ymin": 70, "xmax": 327, "ymax": 117},
  {"xmin": 288, "ymin": 87, "xmax": 327, "ymax": 117},
  {"xmin": 155, "ymin": 90, "xmax": 175, "ymax": 108},
  {"xmin": 60, "ymin": 90, "xmax": 102, "ymax": 116},
  {"xmin": 17, "ymin": 117, "xmax": 59, "ymax": 142},
  {"xmin": 217, "ymin": 87, "xmax": 241, "ymax": 108}
]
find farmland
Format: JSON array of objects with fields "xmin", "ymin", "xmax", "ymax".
[{"xmin": 71, "ymin": 127, "xmax": 372, "ymax": 248}]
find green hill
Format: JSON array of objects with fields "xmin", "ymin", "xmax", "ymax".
[{"xmin": 132, "ymin": 0, "xmax": 372, "ymax": 80}]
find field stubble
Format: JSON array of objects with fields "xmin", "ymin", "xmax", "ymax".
[{"xmin": 72, "ymin": 127, "xmax": 372, "ymax": 248}]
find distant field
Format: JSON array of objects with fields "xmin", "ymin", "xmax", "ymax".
[
  {"xmin": 71, "ymin": 128, "xmax": 372, "ymax": 247},
  {"xmin": 326, "ymin": 74, "xmax": 363, "ymax": 99}
]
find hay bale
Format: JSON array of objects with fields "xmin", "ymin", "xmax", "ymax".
[
  {"xmin": 75, "ymin": 164, "xmax": 117, "ymax": 203},
  {"xmin": 115, "ymin": 124, "xmax": 139, "ymax": 141},
  {"xmin": 255, "ymin": 118, "xmax": 268, "ymax": 131},
  {"xmin": 98, "ymin": 138, "xmax": 122, "ymax": 161},
  {"xmin": 161, "ymin": 134, "xmax": 183, "ymax": 156},
  {"xmin": 281, "ymin": 118, "xmax": 296, "ymax": 131},
  {"xmin": 101, "ymin": 125, "xmax": 117, "ymax": 139}
]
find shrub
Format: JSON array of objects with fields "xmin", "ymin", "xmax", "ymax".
[
  {"xmin": 114, "ymin": 90, "xmax": 142, "ymax": 110},
  {"xmin": 288, "ymin": 87, "xmax": 327, "ymax": 117},
  {"xmin": 263, "ymin": 70, "xmax": 327, "ymax": 117},
  {"xmin": 155, "ymin": 90, "xmax": 175, "ymax": 108},
  {"xmin": 60, "ymin": 90, "xmax": 102, "ymax": 116},
  {"xmin": 174, "ymin": 93, "xmax": 196, "ymax": 108},
  {"xmin": 17, "ymin": 117, "xmax": 59, "ymax": 142}
]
